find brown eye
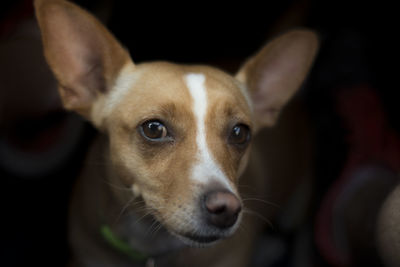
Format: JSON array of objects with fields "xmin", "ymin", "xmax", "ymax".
[
  {"xmin": 229, "ymin": 124, "xmax": 251, "ymax": 146},
  {"xmin": 140, "ymin": 120, "xmax": 168, "ymax": 141}
]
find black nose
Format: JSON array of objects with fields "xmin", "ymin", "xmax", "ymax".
[{"xmin": 203, "ymin": 190, "xmax": 242, "ymax": 229}]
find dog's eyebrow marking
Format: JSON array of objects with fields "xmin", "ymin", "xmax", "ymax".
[
  {"xmin": 91, "ymin": 62, "xmax": 139, "ymax": 127},
  {"xmin": 185, "ymin": 73, "xmax": 233, "ymax": 192},
  {"xmin": 106, "ymin": 62, "xmax": 139, "ymax": 114}
]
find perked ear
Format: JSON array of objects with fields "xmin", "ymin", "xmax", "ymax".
[
  {"xmin": 236, "ymin": 30, "xmax": 319, "ymax": 130},
  {"xmin": 34, "ymin": 0, "xmax": 131, "ymax": 118}
]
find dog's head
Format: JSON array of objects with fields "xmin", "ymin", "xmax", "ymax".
[{"xmin": 35, "ymin": 0, "xmax": 318, "ymax": 246}]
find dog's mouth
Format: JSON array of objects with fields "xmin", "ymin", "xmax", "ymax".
[
  {"xmin": 182, "ymin": 232, "xmax": 220, "ymax": 244},
  {"xmin": 170, "ymin": 230, "xmax": 223, "ymax": 246}
]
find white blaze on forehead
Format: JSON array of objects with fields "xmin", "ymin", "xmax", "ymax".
[{"xmin": 184, "ymin": 73, "xmax": 233, "ymax": 192}]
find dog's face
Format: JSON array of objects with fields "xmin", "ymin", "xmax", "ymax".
[
  {"xmin": 34, "ymin": 0, "xmax": 318, "ymax": 246},
  {"xmin": 96, "ymin": 62, "xmax": 253, "ymax": 244}
]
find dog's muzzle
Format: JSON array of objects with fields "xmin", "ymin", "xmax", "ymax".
[{"xmin": 175, "ymin": 189, "xmax": 242, "ymax": 246}]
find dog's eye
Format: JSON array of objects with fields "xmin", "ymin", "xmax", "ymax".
[
  {"xmin": 140, "ymin": 120, "xmax": 168, "ymax": 141},
  {"xmin": 229, "ymin": 124, "xmax": 251, "ymax": 146}
]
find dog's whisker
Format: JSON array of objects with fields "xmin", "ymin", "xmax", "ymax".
[
  {"xmin": 132, "ymin": 204, "xmax": 167, "ymax": 225},
  {"xmin": 133, "ymin": 211, "xmax": 153, "ymax": 225},
  {"xmin": 113, "ymin": 197, "xmax": 137, "ymax": 224},
  {"xmin": 129, "ymin": 202, "xmax": 152, "ymax": 214},
  {"xmin": 149, "ymin": 221, "xmax": 164, "ymax": 237},
  {"xmin": 114, "ymin": 198, "xmax": 151, "ymax": 223},
  {"xmin": 243, "ymin": 208, "xmax": 274, "ymax": 229},
  {"xmin": 145, "ymin": 218, "xmax": 162, "ymax": 237},
  {"xmin": 131, "ymin": 200, "xmax": 145, "ymax": 207},
  {"xmin": 106, "ymin": 182, "xmax": 132, "ymax": 192},
  {"xmin": 242, "ymin": 197, "xmax": 281, "ymax": 209}
]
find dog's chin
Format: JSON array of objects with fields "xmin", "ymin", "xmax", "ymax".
[
  {"xmin": 171, "ymin": 231, "xmax": 222, "ymax": 247},
  {"xmin": 166, "ymin": 215, "xmax": 242, "ymax": 247}
]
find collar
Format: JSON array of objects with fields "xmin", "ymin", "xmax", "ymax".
[{"xmin": 101, "ymin": 224, "xmax": 150, "ymax": 264}]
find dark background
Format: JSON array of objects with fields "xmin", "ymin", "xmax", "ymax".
[{"xmin": 0, "ymin": 0, "xmax": 397, "ymax": 266}]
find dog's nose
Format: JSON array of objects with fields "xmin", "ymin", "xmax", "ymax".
[{"xmin": 203, "ymin": 190, "xmax": 242, "ymax": 229}]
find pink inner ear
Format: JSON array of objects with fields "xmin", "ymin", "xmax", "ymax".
[
  {"xmin": 58, "ymin": 84, "xmax": 96, "ymax": 110},
  {"xmin": 245, "ymin": 31, "xmax": 319, "ymax": 128},
  {"xmin": 36, "ymin": 0, "xmax": 130, "ymax": 118},
  {"xmin": 43, "ymin": 6, "xmax": 106, "ymax": 93},
  {"xmin": 254, "ymin": 37, "xmax": 311, "ymax": 104}
]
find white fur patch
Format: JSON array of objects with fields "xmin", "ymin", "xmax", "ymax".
[
  {"xmin": 184, "ymin": 73, "xmax": 233, "ymax": 192},
  {"xmin": 91, "ymin": 62, "xmax": 138, "ymax": 127}
]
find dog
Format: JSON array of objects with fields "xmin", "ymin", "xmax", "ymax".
[{"xmin": 34, "ymin": 0, "xmax": 319, "ymax": 266}]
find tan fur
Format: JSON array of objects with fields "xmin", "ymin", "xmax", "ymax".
[
  {"xmin": 101, "ymin": 63, "xmax": 253, "ymax": 238},
  {"xmin": 34, "ymin": 0, "xmax": 319, "ymax": 266}
]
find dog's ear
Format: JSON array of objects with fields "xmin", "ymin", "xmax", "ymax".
[
  {"xmin": 236, "ymin": 30, "xmax": 319, "ymax": 130},
  {"xmin": 34, "ymin": 0, "xmax": 131, "ymax": 117}
]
